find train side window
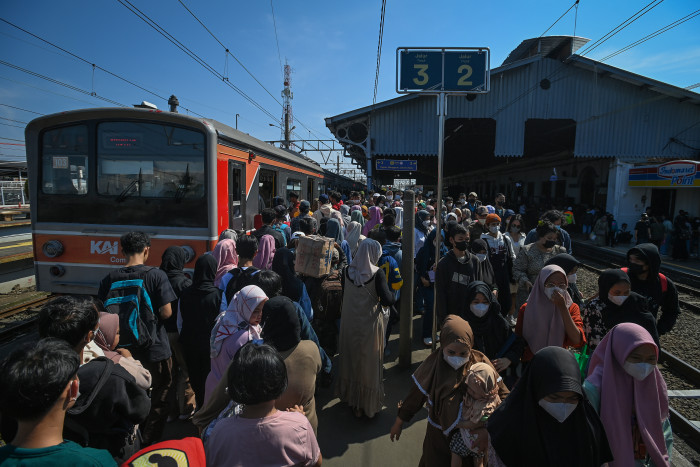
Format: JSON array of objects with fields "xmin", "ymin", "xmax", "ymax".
[
  {"xmin": 41, "ymin": 125, "xmax": 89, "ymax": 195},
  {"xmin": 96, "ymin": 121, "xmax": 205, "ymax": 199},
  {"xmin": 286, "ymin": 178, "xmax": 301, "ymax": 193},
  {"xmin": 229, "ymin": 163, "xmax": 242, "ymax": 219},
  {"xmin": 258, "ymin": 169, "xmax": 276, "ymax": 211}
]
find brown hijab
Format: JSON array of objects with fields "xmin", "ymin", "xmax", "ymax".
[
  {"xmin": 411, "ymin": 315, "xmax": 506, "ymax": 435},
  {"xmin": 463, "ymin": 362, "xmax": 501, "ymax": 425},
  {"xmin": 95, "ymin": 312, "xmax": 121, "ymax": 362}
]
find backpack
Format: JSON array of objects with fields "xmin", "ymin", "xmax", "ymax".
[
  {"xmin": 621, "ymin": 267, "xmax": 668, "ymax": 293},
  {"xmin": 316, "ymin": 270, "xmax": 343, "ymax": 321},
  {"xmin": 103, "ymin": 266, "xmax": 157, "ymax": 350},
  {"xmin": 225, "ymin": 267, "xmax": 261, "ymax": 305}
]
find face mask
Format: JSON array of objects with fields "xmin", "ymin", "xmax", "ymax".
[
  {"xmin": 478, "ymin": 218, "xmax": 486, "ymax": 225},
  {"xmin": 510, "ymin": 226, "xmax": 520, "ymax": 233},
  {"xmin": 627, "ymin": 262, "xmax": 644, "ymax": 276},
  {"xmin": 470, "ymin": 303, "xmax": 489, "ymax": 317},
  {"xmin": 543, "ymin": 240, "xmax": 556, "ymax": 248},
  {"xmin": 567, "ymin": 273, "xmax": 577, "ymax": 284},
  {"xmin": 489, "ymin": 225, "xmax": 499, "ymax": 234},
  {"xmin": 454, "ymin": 241, "xmax": 468, "ymax": 251},
  {"xmin": 422, "ymin": 220, "xmax": 431, "ymax": 229},
  {"xmin": 496, "ymin": 200, "xmax": 503, "ymax": 205},
  {"xmin": 555, "ymin": 224, "xmax": 561, "ymax": 230},
  {"xmin": 468, "ymin": 198, "xmax": 476, "ymax": 203},
  {"xmin": 623, "ymin": 361, "xmax": 655, "ymax": 381},
  {"xmin": 608, "ymin": 294, "xmax": 629, "ymax": 306},
  {"xmin": 538, "ymin": 399, "xmax": 578, "ymax": 423},
  {"xmin": 459, "ymin": 198, "xmax": 466, "ymax": 203},
  {"xmin": 476, "ymin": 253, "xmax": 487, "ymax": 262},
  {"xmin": 444, "ymin": 354, "xmax": 469, "ymax": 370},
  {"xmin": 544, "ymin": 286, "xmax": 563, "ymax": 299},
  {"xmin": 447, "ymin": 203, "xmax": 453, "ymax": 208}
]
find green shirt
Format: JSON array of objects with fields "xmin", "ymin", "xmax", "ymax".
[{"xmin": 0, "ymin": 440, "xmax": 116, "ymax": 466}]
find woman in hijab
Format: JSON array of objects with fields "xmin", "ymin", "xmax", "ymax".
[
  {"xmin": 179, "ymin": 254, "xmax": 222, "ymax": 407},
  {"xmin": 213, "ymin": 239, "xmax": 238, "ymax": 288},
  {"xmin": 326, "ymin": 218, "xmax": 352, "ymax": 261},
  {"xmin": 271, "ymin": 247, "xmax": 314, "ymax": 321},
  {"xmin": 262, "ymin": 296, "xmax": 322, "ymax": 433},
  {"xmin": 545, "ymin": 254, "xmax": 584, "ymax": 306},
  {"xmin": 340, "ymin": 204, "xmax": 352, "ymax": 226},
  {"xmin": 336, "ymin": 238, "xmax": 396, "ymax": 418},
  {"xmin": 205, "ymin": 285, "xmax": 268, "ymax": 403},
  {"xmin": 390, "ymin": 315, "xmax": 509, "ymax": 466},
  {"xmin": 515, "ymin": 265, "xmax": 585, "ymax": 364},
  {"xmin": 394, "ymin": 205, "xmax": 404, "ymax": 230},
  {"xmin": 580, "ymin": 269, "xmax": 659, "ymax": 352},
  {"xmin": 95, "ymin": 312, "xmax": 152, "ymax": 390},
  {"xmin": 415, "ymin": 210, "xmax": 431, "ymax": 258},
  {"xmin": 487, "ymin": 347, "xmax": 612, "ymax": 467},
  {"xmin": 361, "ymin": 204, "xmax": 370, "ymax": 221},
  {"xmin": 461, "ymin": 282, "xmax": 524, "ymax": 382},
  {"xmin": 351, "ymin": 208, "xmax": 365, "ymax": 227},
  {"xmin": 252, "ymin": 234, "xmax": 275, "ymax": 270},
  {"xmin": 584, "ymin": 323, "xmax": 671, "ymax": 466},
  {"xmin": 160, "ymin": 246, "xmax": 195, "ymax": 420},
  {"xmin": 471, "ymin": 239, "xmax": 497, "ymax": 291},
  {"xmin": 344, "ymin": 221, "xmax": 364, "ymax": 260},
  {"xmin": 362, "ymin": 206, "xmax": 383, "ymax": 236}
]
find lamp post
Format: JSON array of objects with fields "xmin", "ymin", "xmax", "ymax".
[{"xmin": 235, "ymin": 114, "xmax": 239, "ymax": 130}]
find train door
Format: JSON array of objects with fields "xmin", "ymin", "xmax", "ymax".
[
  {"xmin": 307, "ymin": 177, "xmax": 314, "ymax": 200},
  {"xmin": 258, "ymin": 168, "xmax": 276, "ymax": 209},
  {"xmin": 286, "ymin": 177, "xmax": 301, "ymax": 201},
  {"xmin": 228, "ymin": 160, "xmax": 245, "ymax": 230}
]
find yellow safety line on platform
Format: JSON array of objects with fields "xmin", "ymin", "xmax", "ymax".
[
  {"xmin": 0, "ymin": 253, "xmax": 33, "ymax": 264},
  {"xmin": 0, "ymin": 241, "xmax": 32, "ymax": 250}
]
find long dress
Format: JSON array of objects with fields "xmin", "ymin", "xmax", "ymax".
[{"xmin": 335, "ymin": 269, "xmax": 391, "ymax": 417}]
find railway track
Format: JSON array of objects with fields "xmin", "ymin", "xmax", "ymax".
[
  {"xmin": 0, "ymin": 294, "xmax": 52, "ymax": 345},
  {"xmin": 660, "ymin": 350, "xmax": 700, "ymax": 448}
]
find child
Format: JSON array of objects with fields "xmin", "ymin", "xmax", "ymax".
[
  {"xmin": 204, "ymin": 342, "xmax": 322, "ymax": 467},
  {"xmin": 449, "ymin": 363, "xmax": 502, "ymax": 467}
]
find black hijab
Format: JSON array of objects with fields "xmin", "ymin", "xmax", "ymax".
[
  {"xmin": 261, "ymin": 296, "xmax": 301, "ymax": 352},
  {"xmin": 178, "ymin": 254, "xmax": 222, "ymax": 348},
  {"xmin": 488, "ymin": 347, "xmax": 612, "ymax": 467},
  {"xmin": 415, "ymin": 210, "xmax": 430, "ymax": 234},
  {"xmin": 160, "ymin": 246, "xmax": 191, "ymax": 297},
  {"xmin": 545, "ymin": 254, "xmax": 583, "ymax": 305},
  {"xmin": 598, "ymin": 269, "xmax": 660, "ymax": 347},
  {"xmin": 461, "ymin": 281, "xmax": 514, "ymax": 362},
  {"xmin": 271, "ymin": 248, "xmax": 303, "ymax": 302}
]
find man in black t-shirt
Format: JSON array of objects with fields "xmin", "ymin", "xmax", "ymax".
[
  {"xmin": 634, "ymin": 213, "xmax": 651, "ymax": 245},
  {"xmin": 97, "ymin": 231, "xmax": 176, "ymax": 446}
]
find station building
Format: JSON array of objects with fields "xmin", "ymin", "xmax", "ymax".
[{"xmin": 325, "ymin": 36, "xmax": 700, "ymax": 229}]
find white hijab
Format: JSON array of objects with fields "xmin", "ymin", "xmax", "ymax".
[
  {"xmin": 394, "ymin": 206, "xmax": 404, "ymax": 230},
  {"xmin": 345, "ymin": 221, "xmax": 362, "ymax": 255},
  {"xmin": 347, "ymin": 238, "xmax": 382, "ymax": 286},
  {"xmin": 209, "ymin": 285, "xmax": 267, "ymax": 357}
]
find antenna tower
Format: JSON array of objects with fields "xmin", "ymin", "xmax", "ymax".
[{"xmin": 281, "ymin": 61, "xmax": 293, "ymax": 149}]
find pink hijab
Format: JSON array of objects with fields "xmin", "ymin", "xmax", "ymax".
[
  {"xmin": 252, "ymin": 234, "xmax": 275, "ymax": 270},
  {"xmin": 210, "ymin": 285, "xmax": 268, "ymax": 357},
  {"xmin": 95, "ymin": 312, "xmax": 121, "ymax": 362},
  {"xmin": 362, "ymin": 206, "xmax": 382, "ymax": 236},
  {"xmin": 586, "ymin": 323, "xmax": 669, "ymax": 466},
  {"xmin": 213, "ymin": 239, "xmax": 238, "ymax": 287},
  {"xmin": 522, "ymin": 264, "xmax": 573, "ymax": 354}
]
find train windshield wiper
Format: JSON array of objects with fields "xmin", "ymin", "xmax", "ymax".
[{"xmin": 115, "ymin": 180, "xmax": 138, "ymax": 202}]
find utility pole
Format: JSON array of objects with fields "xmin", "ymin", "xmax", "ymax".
[
  {"xmin": 336, "ymin": 154, "xmax": 340, "ymax": 174},
  {"xmin": 235, "ymin": 114, "xmax": 239, "ymax": 129},
  {"xmin": 281, "ymin": 61, "xmax": 293, "ymax": 149}
]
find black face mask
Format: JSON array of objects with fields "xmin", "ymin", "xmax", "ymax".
[
  {"xmin": 543, "ymin": 240, "xmax": 556, "ymax": 248},
  {"xmin": 454, "ymin": 241, "xmax": 468, "ymax": 251},
  {"xmin": 627, "ymin": 262, "xmax": 645, "ymax": 276},
  {"xmin": 468, "ymin": 198, "xmax": 476, "ymax": 203}
]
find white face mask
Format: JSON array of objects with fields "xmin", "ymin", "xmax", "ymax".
[
  {"xmin": 422, "ymin": 220, "xmax": 431, "ymax": 229},
  {"xmin": 608, "ymin": 294, "xmax": 629, "ymax": 306},
  {"xmin": 470, "ymin": 303, "xmax": 489, "ymax": 318},
  {"xmin": 567, "ymin": 273, "xmax": 577, "ymax": 284},
  {"xmin": 544, "ymin": 286, "xmax": 563, "ymax": 300},
  {"xmin": 443, "ymin": 354, "xmax": 469, "ymax": 370},
  {"xmin": 478, "ymin": 218, "xmax": 486, "ymax": 225},
  {"xmin": 489, "ymin": 225, "xmax": 499, "ymax": 234},
  {"xmin": 623, "ymin": 361, "xmax": 655, "ymax": 381},
  {"xmin": 476, "ymin": 253, "xmax": 487, "ymax": 262},
  {"xmin": 538, "ymin": 399, "xmax": 578, "ymax": 423}
]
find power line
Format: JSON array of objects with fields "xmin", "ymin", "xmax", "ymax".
[
  {"xmin": 0, "ymin": 136, "xmax": 25, "ymax": 142},
  {"xmin": 372, "ymin": 0, "xmax": 387, "ymax": 106},
  {"xmin": 0, "ymin": 17, "xmax": 205, "ymax": 117},
  {"xmin": 0, "ymin": 116, "xmax": 28, "ymax": 124},
  {"xmin": 540, "ymin": 0, "xmax": 579, "ymax": 37},
  {"xmin": 599, "ymin": 8, "xmax": 700, "ymax": 62},
  {"xmin": 0, "ymin": 74, "xmax": 107, "ymax": 107},
  {"xmin": 0, "ymin": 103, "xmax": 44, "ymax": 115},
  {"xmin": 270, "ymin": 0, "xmax": 283, "ymax": 73},
  {"xmin": 0, "ymin": 122, "xmax": 25, "ymax": 129}
]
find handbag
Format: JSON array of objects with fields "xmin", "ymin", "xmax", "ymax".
[{"xmin": 573, "ymin": 344, "xmax": 590, "ymax": 380}]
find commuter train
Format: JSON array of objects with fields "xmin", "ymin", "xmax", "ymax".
[{"xmin": 25, "ymin": 107, "xmax": 357, "ymax": 295}]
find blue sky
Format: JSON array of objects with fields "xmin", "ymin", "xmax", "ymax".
[{"xmin": 1, "ymin": 0, "xmax": 698, "ymax": 165}]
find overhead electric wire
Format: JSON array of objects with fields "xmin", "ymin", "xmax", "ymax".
[
  {"xmin": 270, "ymin": 0, "xmax": 283, "ymax": 73},
  {"xmin": 0, "ymin": 17, "xmax": 205, "ymax": 117},
  {"xmin": 0, "ymin": 122, "xmax": 25, "ymax": 129},
  {"xmin": 0, "ymin": 103, "xmax": 44, "ymax": 115},
  {"xmin": 0, "ymin": 116, "xmax": 28, "ymax": 124},
  {"xmin": 0, "ymin": 136, "xmax": 25, "ymax": 142},
  {"xmin": 598, "ymin": 8, "xmax": 700, "ymax": 62},
  {"xmin": 539, "ymin": 0, "xmax": 579, "ymax": 37},
  {"xmin": 0, "ymin": 75, "xmax": 111, "ymax": 107},
  {"xmin": 372, "ymin": 0, "xmax": 387, "ymax": 106}
]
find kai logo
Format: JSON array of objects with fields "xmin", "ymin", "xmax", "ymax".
[{"xmin": 90, "ymin": 240, "xmax": 118, "ymax": 255}]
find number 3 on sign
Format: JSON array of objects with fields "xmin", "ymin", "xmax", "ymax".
[
  {"xmin": 458, "ymin": 64, "xmax": 473, "ymax": 86},
  {"xmin": 413, "ymin": 64, "xmax": 429, "ymax": 86}
]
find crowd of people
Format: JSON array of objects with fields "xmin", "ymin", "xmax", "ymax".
[{"xmin": 0, "ymin": 187, "xmax": 685, "ymax": 466}]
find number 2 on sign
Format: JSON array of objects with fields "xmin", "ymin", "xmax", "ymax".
[
  {"xmin": 457, "ymin": 64, "xmax": 473, "ymax": 86},
  {"xmin": 413, "ymin": 64, "xmax": 429, "ymax": 85}
]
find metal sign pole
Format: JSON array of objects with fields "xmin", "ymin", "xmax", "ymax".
[{"xmin": 432, "ymin": 92, "xmax": 446, "ymax": 351}]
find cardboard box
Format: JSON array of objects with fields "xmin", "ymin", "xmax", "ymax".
[{"xmin": 295, "ymin": 235, "xmax": 334, "ymax": 278}]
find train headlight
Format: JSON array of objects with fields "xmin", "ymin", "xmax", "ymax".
[
  {"xmin": 42, "ymin": 240, "xmax": 64, "ymax": 258},
  {"xmin": 49, "ymin": 265, "xmax": 65, "ymax": 277}
]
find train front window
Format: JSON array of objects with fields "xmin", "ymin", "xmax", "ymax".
[
  {"xmin": 41, "ymin": 125, "xmax": 89, "ymax": 195},
  {"xmin": 97, "ymin": 122, "xmax": 205, "ymax": 199}
]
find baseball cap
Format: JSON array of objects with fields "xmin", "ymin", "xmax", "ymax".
[{"xmin": 319, "ymin": 194, "xmax": 329, "ymax": 203}]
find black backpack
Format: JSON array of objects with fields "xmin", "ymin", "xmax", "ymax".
[
  {"xmin": 225, "ymin": 267, "xmax": 261, "ymax": 305},
  {"xmin": 103, "ymin": 266, "xmax": 157, "ymax": 350}
]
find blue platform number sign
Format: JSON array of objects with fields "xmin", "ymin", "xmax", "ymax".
[
  {"xmin": 443, "ymin": 51, "xmax": 487, "ymax": 91},
  {"xmin": 399, "ymin": 51, "xmax": 442, "ymax": 91}
]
